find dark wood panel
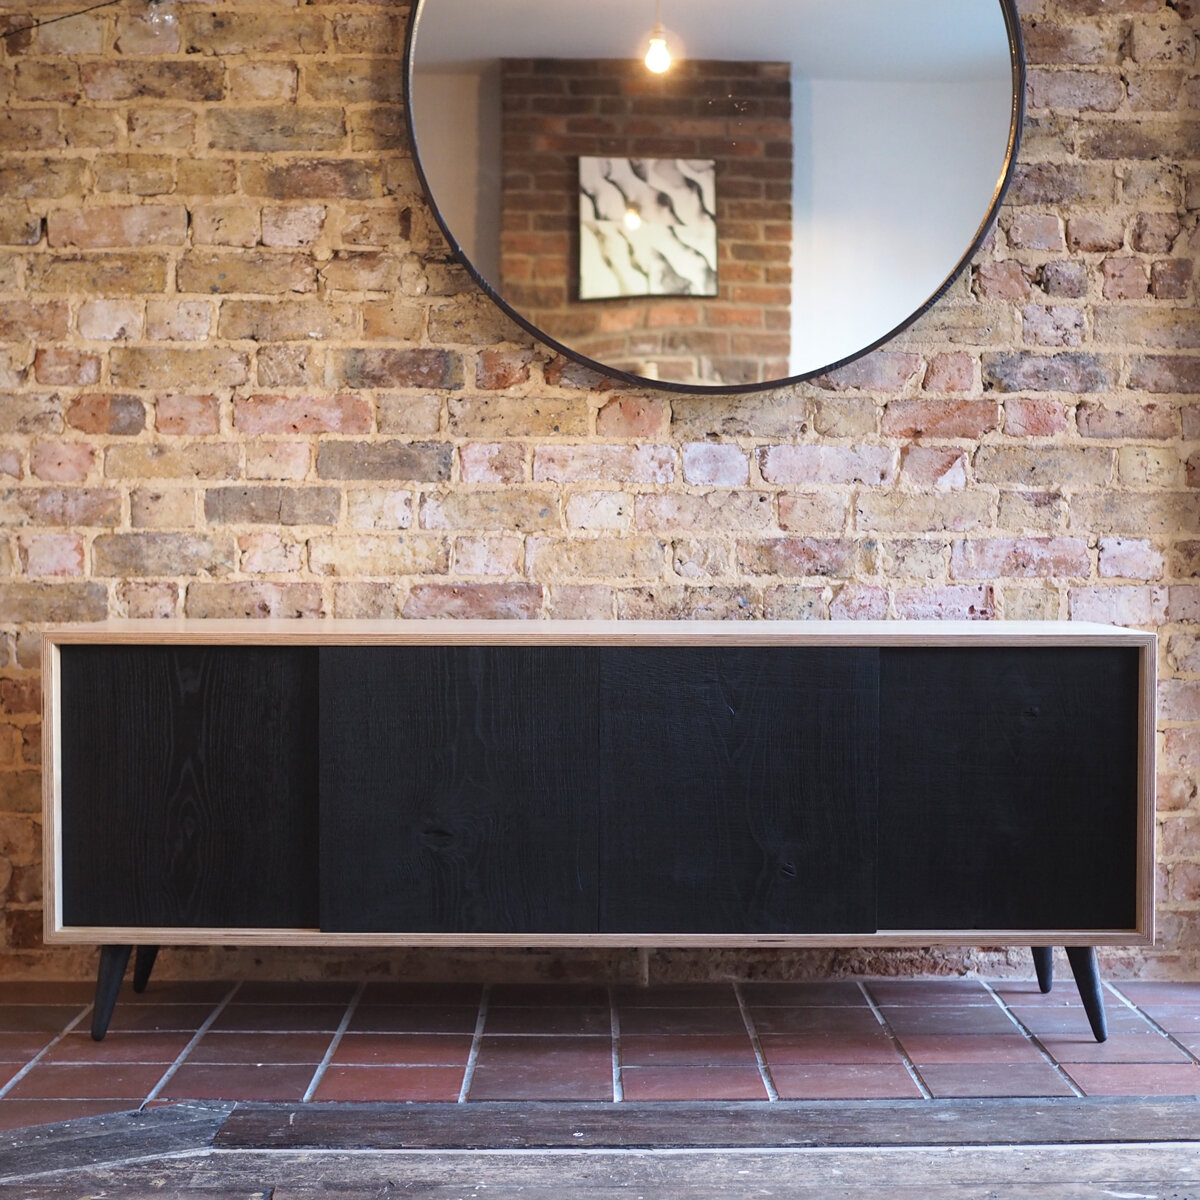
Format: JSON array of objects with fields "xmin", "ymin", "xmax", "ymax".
[
  {"xmin": 597, "ymin": 647, "xmax": 879, "ymax": 933},
  {"xmin": 59, "ymin": 646, "xmax": 319, "ymax": 929},
  {"xmin": 878, "ymin": 647, "xmax": 1140, "ymax": 931},
  {"xmin": 319, "ymin": 646, "xmax": 600, "ymax": 933}
]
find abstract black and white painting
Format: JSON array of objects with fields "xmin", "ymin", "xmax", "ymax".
[{"xmin": 578, "ymin": 157, "xmax": 717, "ymax": 300}]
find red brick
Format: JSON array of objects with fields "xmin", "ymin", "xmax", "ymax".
[
  {"xmin": 33, "ymin": 349, "xmax": 100, "ymax": 387},
  {"xmin": 881, "ymin": 400, "xmax": 999, "ymax": 439},
  {"xmin": 66, "ymin": 394, "xmax": 145, "ymax": 436},
  {"xmin": 47, "ymin": 204, "xmax": 186, "ymax": 249},
  {"xmin": 403, "ymin": 583, "xmax": 543, "ymax": 620},
  {"xmin": 234, "ymin": 394, "xmax": 371, "ymax": 435},
  {"xmin": 30, "ymin": 440, "xmax": 95, "ymax": 483}
]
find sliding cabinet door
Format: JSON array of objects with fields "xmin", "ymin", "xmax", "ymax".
[
  {"xmin": 58, "ymin": 645, "xmax": 319, "ymax": 929},
  {"xmin": 878, "ymin": 646, "xmax": 1141, "ymax": 933},
  {"xmin": 597, "ymin": 647, "xmax": 879, "ymax": 934},
  {"xmin": 319, "ymin": 646, "xmax": 600, "ymax": 933}
]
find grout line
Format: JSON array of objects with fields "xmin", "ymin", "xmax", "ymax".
[
  {"xmin": 1105, "ymin": 981, "xmax": 1200, "ymax": 1066},
  {"xmin": 301, "ymin": 981, "xmax": 366, "ymax": 1103},
  {"xmin": 858, "ymin": 981, "xmax": 933, "ymax": 1100},
  {"xmin": 0, "ymin": 1005, "xmax": 91, "ymax": 1100},
  {"xmin": 457, "ymin": 983, "xmax": 489, "ymax": 1104},
  {"xmin": 732, "ymin": 982, "xmax": 778, "ymax": 1102},
  {"xmin": 979, "ymin": 978, "xmax": 1085, "ymax": 1098},
  {"xmin": 141, "ymin": 981, "xmax": 242, "ymax": 1107},
  {"xmin": 609, "ymin": 985, "xmax": 623, "ymax": 1102}
]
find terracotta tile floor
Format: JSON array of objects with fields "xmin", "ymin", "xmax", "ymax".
[{"xmin": 1, "ymin": 977, "xmax": 1200, "ymax": 1129}]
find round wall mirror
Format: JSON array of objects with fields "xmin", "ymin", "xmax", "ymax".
[{"xmin": 405, "ymin": 0, "xmax": 1025, "ymax": 394}]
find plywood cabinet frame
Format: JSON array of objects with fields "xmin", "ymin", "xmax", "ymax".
[{"xmin": 42, "ymin": 618, "xmax": 1158, "ymax": 950}]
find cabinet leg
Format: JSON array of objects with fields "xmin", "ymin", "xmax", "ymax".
[
  {"xmin": 1065, "ymin": 946, "xmax": 1108, "ymax": 1043},
  {"xmin": 132, "ymin": 945, "xmax": 159, "ymax": 994},
  {"xmin": 92, "ymin": 945, "xmax": 132, "ymax": 1042},
  {"xmin": 1032, "ymin": 946, "xmax": 1054, "ymax": 993}
]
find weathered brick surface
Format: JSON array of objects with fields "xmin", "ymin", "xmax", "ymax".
[{"xmin": 0, "ymin": 0, "xmax": 1197, "ymax": 981}]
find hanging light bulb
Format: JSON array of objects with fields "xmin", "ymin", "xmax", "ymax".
[
  {"xmin": 644, "ymin": 0, "xmax": 671, "ymax": 73},
  {"xmin": 623, "ymin": 205, "xmax": 642, "ymax": 231}
]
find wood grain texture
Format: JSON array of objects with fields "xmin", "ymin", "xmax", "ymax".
[
  {"xmin": 878, "ymin": 646, "xmax": 1141, "ymax": 932},
  {"xmin": 319, "ymin": 646, "xmax": 601, "ymax": 933},
  {"xmin": 58, "ymin": 645, "xmax": 319, "ymax": 929},
  {"xmin": 597, "ymin": 646, "xmax": 878, "ymax": 933}
]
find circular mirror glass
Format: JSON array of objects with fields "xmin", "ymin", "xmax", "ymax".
[{"xmin": 406, "ymin": 0, "xmax": 1024, "ymax": 394}]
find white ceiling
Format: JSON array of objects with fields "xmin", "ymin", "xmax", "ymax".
[{"xmin": 412, "ymin": 0, "xmax": 1014, "ymax": 82}]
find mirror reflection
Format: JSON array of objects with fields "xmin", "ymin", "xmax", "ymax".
[{"xmin": 407, "ymin": 0, "xmax": 1022, "ymax": 392}]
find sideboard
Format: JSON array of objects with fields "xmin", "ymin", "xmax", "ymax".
[{"xmin": 42, "ymin": 620, "xmax": 1157, "ymax": 1041}]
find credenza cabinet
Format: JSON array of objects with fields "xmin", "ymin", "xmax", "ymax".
[{"xmin": 43, "ymin": 620, "xmax": 1156, "ymax": 1039}]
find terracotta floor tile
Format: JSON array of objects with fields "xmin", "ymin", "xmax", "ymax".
[
  {"xmin": 619, "ymin": 1033, "xmax": 756, "ymax": 1067},
  {"xmin": 359, "ymin": 982, "xmax": 483, "ymax": 1006},
  {"xmin": 467, "ymin": 1064, "xmax": 613, "ymax": 1101},
  {"xmin": 105, "ymin": 1005, "xmax": 215, "ymax": 1033},
  {"xmin": 1065, "ymin": 1062, "xmax": 1200, "ymax": 1097},
  {"xmin": 897, "ymin": 1034, "xmax": 1046, "ymax": 1064},
  {"xmin": 618, "ymin": 1007, "xmax": 748, "ymax": 1037},
  {"xmin": 1037, "ymin": 1032, "xmax": 1192, "ymax": 1065},
  {"xmin": 771, "ymin": 1063, "xmax": 923, "ymax": 1100},
  {"xmin": 313, "ymin": 1065, "xmax": 464, "ymax": 1102},
  {"xmin": 487, "ymin": 984, "xmax": 610, "ymax": 1007},
  {"xmin": 0, "ymin": 1099, "xmax": 136, "ymax": 1130},
  {"xmin": 0, "ymin": 983, "xmax": 95, "ymax": 1005},
  {"xmin": 621, "ymin": 1065, "xmax": 767, "ymax": 1101},
  {"xmin": 6, "ymin": 1062, "xmax": 167, "ymax": 1101},
  {"xmin": 1132, "ymin": 1006, "xmax": 1200, "ymax": 1031},
  {"xmin": 738, "ymin": 981, "xmax": 866, "ymax": 1007},
  {"xmin": 0, "ymin": 1006, "xmax": 85, "ymax": 1034},
  {"xmin": 156, "ymin": 1062, "xmax": 316, "ymax": 1102},
  {"xmin": 988, "ymin": 980, "xmax": 1056, "ymax": 1004},
  {"xmin": 187, "ymin": 1032, "xmax": 334, "ymax": 1064},
  {"xmin": 611, "ymin": 984, "xmax": 739, "ymax": 1008},
  {"xmin": 1008, "ymin": 1005, "xmax": 1153, "ymax": 1038},
  {"xmin": 474, "ymin": 1035, "xmax": 612, "ymax": 1070},
  {"xmin": 1113, "ymin": 982, "xmax": 1200, "ymax": 1006},
  {"xmin": 919, "ymin": 1062, "xmax": 1075, "ymax": 1099},
  {"xmin": 331, "ymin": 1033, "xmax": 474, "ymax": 1066},
  {"xmin": 757, "ymin": 1030, "xmax": 901, "ymax": 1065},
  {"xmin": 880, "ymin": 1005, "xmax": 1016, "ymax": 1036},
  {"xmin": 0, "ymin": 1062, "xmax": 22, "ymax": 1089},
  {"xmin": 209, "ymin": 1004, "xmax": 347, "ymax": 1033},
  {"xmin": 749, "ymin": 1007, "xmax": 882, "ymax": 1036},
  {"xmin": 1168, "ymin": 1032, "xmax": 1200, "ymax": 1058},
  {"xmin": 485, "ymin": 1006, "xmax": 610, "ymax": 1036},
  {"xmin": 232, "ymin": 982, "xmax": 357, "ymax": 1005},
  {"xmin": 867, "ymin": 980, "xmax": 994, "ymax": 1007},
  {"xmin": 122, "ymin": 982, "xmax": 232, "ymax": 1005},
  {"xmin": 42, "ymin": 1031, "xmax": 194, "ymax": 1064},
  {"xmin": 348, "ymin": 1005, "xmax": 480, "ymax": 1035},
  {"xmin": 0, "ymin": 1032, "xmax": 54, "ymax": 1062}
]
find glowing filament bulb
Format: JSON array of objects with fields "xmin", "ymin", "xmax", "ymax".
[
  {"xmin": 645, "ymin": 24, "xmax": 671, "ymax": 73},
  {"xmin": 624, "ymin": 205, "xmax": 642, "ymax": 231}
]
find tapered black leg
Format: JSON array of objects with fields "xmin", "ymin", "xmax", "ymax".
[
  {"xmin": 92, "ymin": 944, "xmax": 132, "ymax": 1041},
  {"xmin": 1065, "ymin": 946, "xmax": 1108, "ymax": 1043},
  {"xmin": 1032, "ymin": 946, "xmax": 1054, "ymax": 993},
  {"xmin": 132, "ymin": 945, "xmax": 159, "ymax": 994}
]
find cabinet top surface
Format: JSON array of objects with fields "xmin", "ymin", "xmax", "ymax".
[{"xmin": 42, "ymin": 619, "xmax": 1156, "ymax": 648}]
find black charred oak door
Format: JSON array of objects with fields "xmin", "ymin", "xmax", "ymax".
[
  {"xmin": 878, "ymin": 646, "xmax": 1141, "ymax": 932},
  {"xmin": 597, "ymin": 646, "xmax": 879, "ymax": 934},
  {"xmin": 319, "ymin": 646, "xmax": 601, "ymax": 933},
  {"xmin": 319, "ymin": 644, "xmax": 880, "ymax": 935},
  {"xmin": 58, "ymin": 645, "xmax": 319, "ymax": 929}
]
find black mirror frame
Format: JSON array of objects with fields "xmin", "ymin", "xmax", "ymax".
[{"xmin": 403, "ymin": 0, "xmax": 1026, "ymax": 396}]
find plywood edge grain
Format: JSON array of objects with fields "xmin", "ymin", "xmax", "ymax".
[
  {"xmin": 42, "ymin": 928, "xmax": 1153, "ymax": 948},
  {"xmin": 41, "ymin": 618, "xmax": 1157, "ymax": 649},
  {"xmin": 41, "ymin": 637, "xmax": 63, "ymax": 943}
]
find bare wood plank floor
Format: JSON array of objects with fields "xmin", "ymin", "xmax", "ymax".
[{"xmin": 3, "ymin": 1100, "xmax": 1200, "ymax": 1198}]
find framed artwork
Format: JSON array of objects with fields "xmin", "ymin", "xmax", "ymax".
[{"xmin": 578, "ymin": 156, "xmax": 718, "ymax": 300}]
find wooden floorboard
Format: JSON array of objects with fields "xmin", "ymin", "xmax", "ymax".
[
  {"xmin": 1, "ymin": 1145, "xmax": 1199, "ymax": 1199},
  {"xmin": 216, "ymin": 1098, "xmax": 1200, "ymax": 1150}
]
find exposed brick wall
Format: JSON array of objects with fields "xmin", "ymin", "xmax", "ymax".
[
  {"xmin": 0, "ymin": 0, "xmax": 1197, "ymax": 982},
  {"xmin": 499, "ymin": 57, "xmax": 792, "ymax": 386}
]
